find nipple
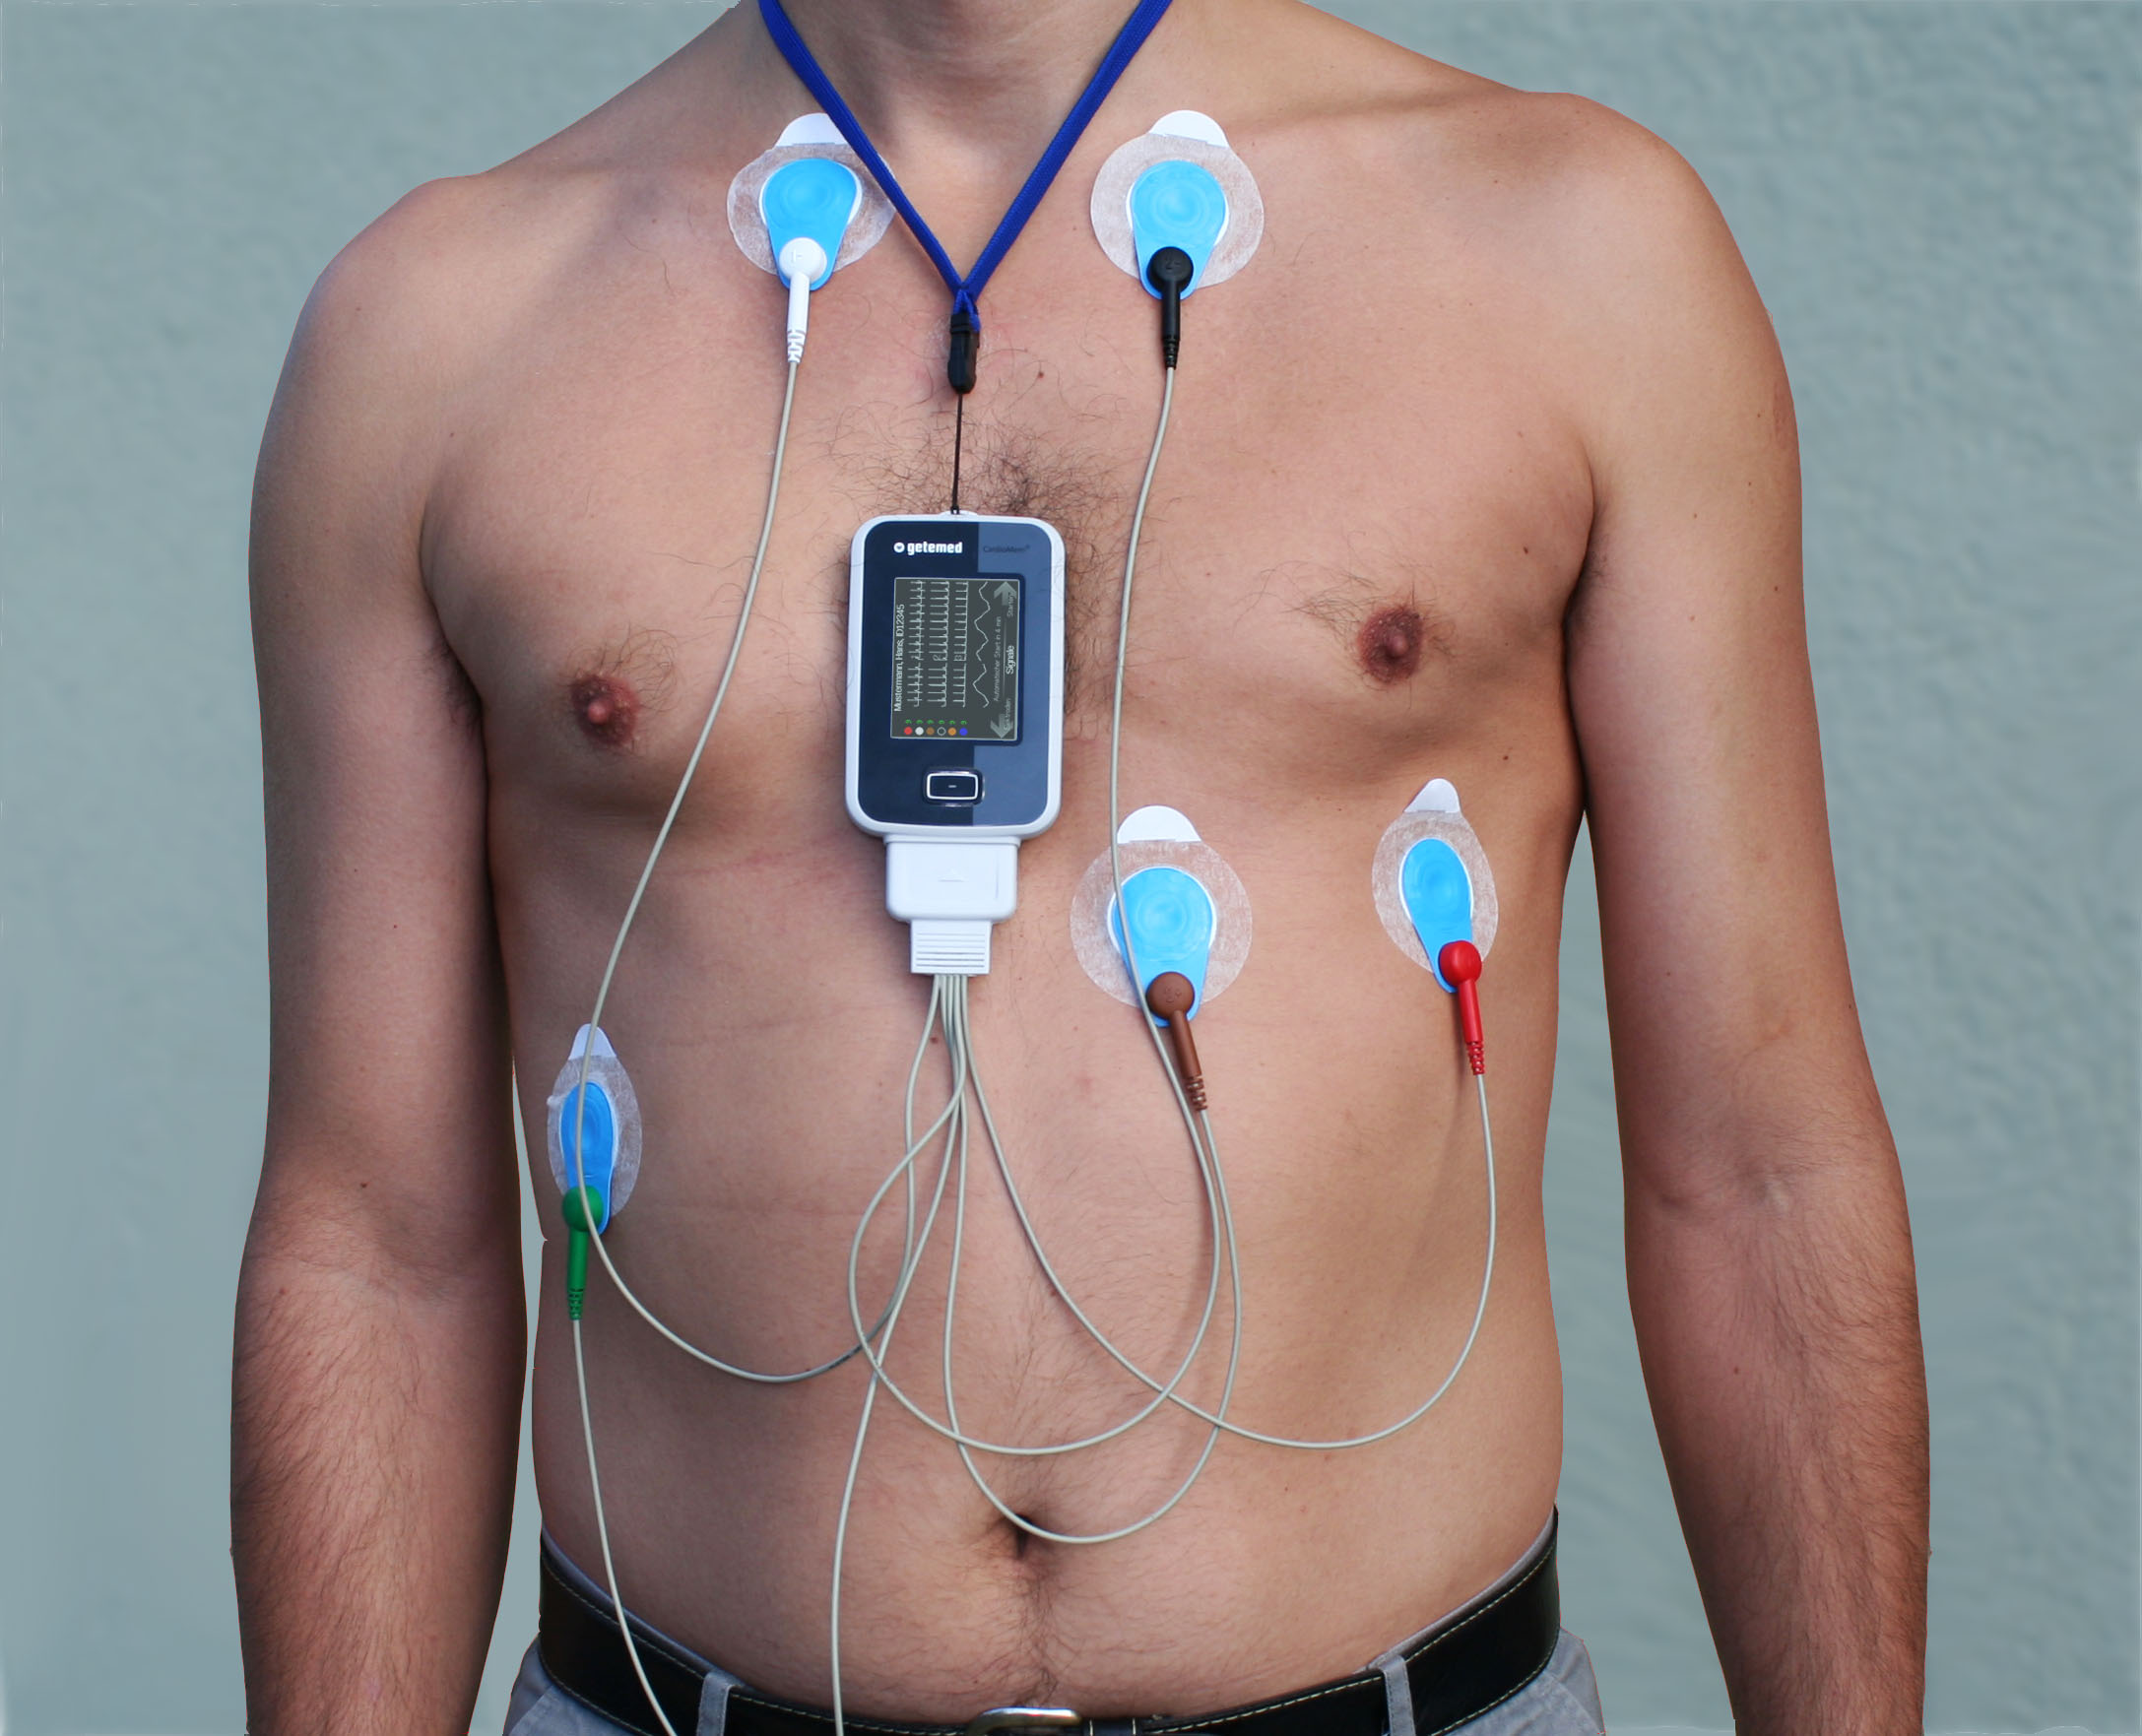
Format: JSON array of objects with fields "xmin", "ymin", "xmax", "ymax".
[
  {"xmin": 570, "ymin": 675, "xmax": 639, "ymax": 748},
  {"xmin": 1359, "ymin": 606, "xmax": 1426, "ymax": 684}
]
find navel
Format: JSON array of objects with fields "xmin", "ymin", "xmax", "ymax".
[
  {"xmin": 1358, "ymin": 605, "xmax": 1426, "ymax": 684},
  {"xmin": 570, "ymin": 674, "xmax": 640, "ymax": 748}
]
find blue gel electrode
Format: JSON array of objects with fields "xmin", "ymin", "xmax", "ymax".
[
  {"xmin": 761, "ymin": 157, "xmax": 861, "ymax": 289},
  {"xmin": 556, "ymin": 1079, "xmax": 618, "ymax": 1231},
  {"xmin": 1111, "ymin": 865, "xmax": 1217, "ymax": 1013},
  {"xmin": 1130, "ymin": 160, "xmax": 1228, "ymax": 297},
  {"xmin": 1401, "ymin": 838, "xmax": 1475, "ymax": 993}
]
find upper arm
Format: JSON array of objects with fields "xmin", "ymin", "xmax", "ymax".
[
  {"xmin": 249, "ymin": 184, "xmax": 516, "ymax": 1276},
  {"xmin": 1553, "ymin": 117, "xmax": 1884, "ymax": 1195}
]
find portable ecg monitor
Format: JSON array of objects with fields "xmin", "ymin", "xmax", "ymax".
[{"xmin": 846, "ymin": 514, "xmax": 1066, "ymax": 838}]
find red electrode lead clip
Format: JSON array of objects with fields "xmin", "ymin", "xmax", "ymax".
[{"xmin": 1437, "ymin": 940, "xmax": 1485, "ymax": 1075}]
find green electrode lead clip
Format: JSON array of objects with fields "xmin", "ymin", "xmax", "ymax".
[{"xmin": 563, "ymin": 1184, "xmax": 608, "ymax": 1321}]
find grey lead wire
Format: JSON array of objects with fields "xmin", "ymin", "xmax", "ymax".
[
  {"xmin": 581, "ymin": 975, "xmax": 966, "ymax": 1736},
  {"xmin": 565, "ymin": 355, "xmax": 808, "ymax": 1736},
  {"xmin": 573, "ymin": 1316, "xmax": 684, "ymax": 1736},
  {"xmin": 828, "ymin": 966, "xmax": 1240, "ymax": 1551},
  {"xmin": 828, "ymin": 971, "xmax": 976, "ymax": 1736},
  {"xmin": 940, "ymin": 978, "xmax": 1245, "ymax": 1546},
  {"xmin": 989, "ymin": 1066, "xmax": 1499, "ymax": 1452},
  {"xmin": 561, "ymin": 357, "xmax": 915, "ymax": 1388},
  {"xmin": 1002, "ymin": 357, "xmax": 1503, "ymax": 1453},
  {"xmin": 567, "ymin": 332, "xmax": 1499, "ymax": 1736},
  {"xmin": 1105, "ymin": 369, "xmax": 1184, "ymax": 1093},
  {"xmin": 565, "ymin": 353, "xmax": 941, "ymax": 1736},
  {"xmin": 832, "ymin": 374, "xmax": 1255, "ymax": 1539},
  {"xmin": 840, "ymin": 964, "xmax": 1232, "ymax": 1460}
]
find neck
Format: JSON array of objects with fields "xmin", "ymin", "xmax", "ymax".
[{"xmin": 763, "ymin": 0, "xmax": 1161, "ymax": 161}]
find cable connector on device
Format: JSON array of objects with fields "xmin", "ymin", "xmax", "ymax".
[{"xmin": 885, "ymin": 836, "xmax": 1018, "ymax": 976}]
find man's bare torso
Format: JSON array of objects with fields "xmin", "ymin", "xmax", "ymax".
[
  {"xmin": 240, "ymin": 1, "xmax": 1930, "ymax": 1724},
  {"xmin": 354, "ymin": 2, "xmax": 1629, "ymax": 1715}
]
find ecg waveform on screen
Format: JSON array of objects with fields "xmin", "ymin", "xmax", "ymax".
[{"xmin": 891, "ymin": 576, "xmax": 1020, "ymax": 739}]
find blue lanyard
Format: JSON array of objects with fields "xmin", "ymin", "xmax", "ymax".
[{"xmin": 757, "ymin": 0, "xmax": 1175, "ymax": 393}]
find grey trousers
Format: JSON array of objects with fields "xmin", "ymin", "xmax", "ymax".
[{"xmin": 505, "ymin": 1533, "xmax": 1607, "ymax": 1736}]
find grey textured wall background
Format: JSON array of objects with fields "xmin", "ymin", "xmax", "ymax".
[{"xmin": 0, "ymin": 3, "xmax": 2134, "ymax": 1733}]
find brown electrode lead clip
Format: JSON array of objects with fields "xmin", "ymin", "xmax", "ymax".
[{"xmin": 1143, "ymin": 971, "xmax": 1207, "ymax": 1110}]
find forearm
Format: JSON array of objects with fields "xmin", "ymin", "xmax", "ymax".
[
  {"xmin": 1627, "ymin": 1119, "xmax": 1927, "ymax": 1736},
  {"xmin": 232, "ymin": 1221, "xmax": 525, "ymax": 1735}
]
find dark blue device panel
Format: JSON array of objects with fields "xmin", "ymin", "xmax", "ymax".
[{"xmin": 850, "ymin": 517, "xmax": 1059, "ymax": 832}]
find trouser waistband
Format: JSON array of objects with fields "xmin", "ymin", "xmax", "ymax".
[{"xmin": 538, "ymin": 1514, "xmax": 1559, "ymax": 1736}]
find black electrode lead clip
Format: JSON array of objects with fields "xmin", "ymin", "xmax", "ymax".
[{"xmin": 1146, "ymin": 246, "xmax": 1193, "ymax": 370}]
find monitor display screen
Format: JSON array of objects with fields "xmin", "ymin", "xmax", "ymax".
[{"xmin": 889, "ymin": 575, "xmax": 1021, "ymax": 741}]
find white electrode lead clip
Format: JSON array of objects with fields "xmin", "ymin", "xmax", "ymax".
[{"xmin": 778, "ymin": 235, "xmax": 829, "ymax": 361}]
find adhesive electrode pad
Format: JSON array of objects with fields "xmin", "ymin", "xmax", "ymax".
[
  {"xmin": 761, "ymin": 157, "xmax": 860, "ymax": 289},
  {"xmin": 1091, "ymin": 111, "xmax": 1264, "ymax": 293},
  {"xmin": 729, "ymin": 114, "xmax": 894, "ymax": 278},
  {"xmin": 1111, "ymin": 866, "xmax": 1216, "ymax": 1010},
  {"xmin": 1131, "ymin": 161, "xmax": 1229, "ymax": 294},
  {"xmin": 1072, "ymin": 805, "xmax": 1252, "ymax": 1007},
  {"xmin": 546, "ymin": 1026, "xmax": 643, "ymax": 1230},
  {"xmin": 1403, "ymin": 841, "xmax": 1474, "ymax": 992},
  {"xmin": 1373, "ymin": 779, "xmax": 1499, "ymax": 985}
]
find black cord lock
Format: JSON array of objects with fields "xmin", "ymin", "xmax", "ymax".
[{"xmin": 946, "ymin": 306, "xmax": 981, "ymax": 395}]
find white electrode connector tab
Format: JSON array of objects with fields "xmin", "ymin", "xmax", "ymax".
[
  {"xmin": 779, "ymin": 236, "xmax": 828, "ymax": 362},
  {"xmin": 885, "ymin": 836, "xmax": 1019, "ymax": 975}
]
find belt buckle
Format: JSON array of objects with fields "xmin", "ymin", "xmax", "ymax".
[{"xmin": 963, "ymin": 1709, "xmax": 1081, "ymax": 1736}]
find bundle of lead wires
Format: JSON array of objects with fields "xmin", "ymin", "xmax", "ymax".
[{"xmin": 560, "ymin": 356, "xmax": 1499, "ymax": 1736}]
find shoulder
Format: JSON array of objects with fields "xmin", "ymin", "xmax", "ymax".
[
  {"xmin": 255, "ymin": 27, "xmax": 741, "ymax": 577},
  {"xmin": 1278, "ymin": 16, "xmax": 1782, "ymax": 442},
  {"xmin": 253, "ymin": 133, "xmax": 635, "ymax": 605},
  {"xmin": 1250, "ymin": 9, "xmax": 1752, "ymax": 315},
  {"xmin": 257, "ymin": 138, "xmax": 640, "ymax": 542},
  {"xmin": 282, "ymin": 154, "xmax": 611, "ymax": 421},
  {"xmin": 1450, "ymin": 88, "xmax": 1756, "ymax": 326},
  {"xmin": 294, "ymin": 23, "xmax": 728, "ymax": 394}
]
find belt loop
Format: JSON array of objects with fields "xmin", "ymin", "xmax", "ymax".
[
  {"xmin": 1375, "ymin": 1652, "xmax": 1414, "ymax": 1736},
  {"xmin": 696, "ymin": 1661, "xmax": 743, "ymax": 1736}
]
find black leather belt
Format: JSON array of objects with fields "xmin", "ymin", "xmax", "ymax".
[{"xmin": 537, "ymin": 1519, "xmax": 1559, "ymax": 1736}]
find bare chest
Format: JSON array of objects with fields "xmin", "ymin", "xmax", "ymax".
[{"xmin": 419, "ymin": 216, "xmax": 1593, "ymax": 823}]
